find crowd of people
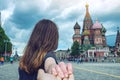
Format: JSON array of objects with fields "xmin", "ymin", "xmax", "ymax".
[{"xmin": 0, "ymin": 56, "xmax": 14, "ymax": 65}]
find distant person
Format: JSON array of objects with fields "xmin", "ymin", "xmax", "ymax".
[
  {"xmin": 0, "ymin": 57, "xmax": 1, "ymax": 65},
  {"xmin": 18, "ymin": 19, "xmax": 74, "ymax": 80},
  {"xmin": 1, "ymin": 57, "xmax": 4, "ymax": 65},
  {"xmin": 10, "ymin": 57, "xmax": 13, "ymax": 64},
  {"xmin": 112, "ymin": 59, "xmax": 115, "ymax": 63}
]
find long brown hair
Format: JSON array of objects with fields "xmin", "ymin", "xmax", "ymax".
[{"xmin": 19, "ymin": 19, "xmax": 59, "ymax": 73}]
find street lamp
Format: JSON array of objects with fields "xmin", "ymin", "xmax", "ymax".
[
  {"xmin": 4, "ymin": 40, "xmax": 9, "ymax": 61},
  {"xmin": 11, "ymin": 45, "xmax": 15, "ymax": 57}
]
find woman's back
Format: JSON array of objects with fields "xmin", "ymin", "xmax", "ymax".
[{"xmin": 19, "ymin": 51, "xmax": 57, "ymax": 80}]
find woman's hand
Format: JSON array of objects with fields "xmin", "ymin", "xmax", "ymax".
[
  {"xmin": 37, "ymin": 69, "xmax": 61, "ymax": 80},
  {"xmin": 45, "ymin": 58, "xmax": 74, "ymax": 79},
  {"xmin": 52, "ymin": 62, "xmax": 73, "ymax": 78},
  {"xmin": 37, "ymin": 68, "xmax": 74, "ymax": 80},
  {"xmin": 50, "ymin": 62, "xmax": 74, "ymax": 80}
]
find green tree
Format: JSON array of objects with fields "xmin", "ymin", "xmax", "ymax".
[
  {"xmin": 82, "ymin": 44, "xmax": 92, "ymax": 51},
  {"xmin": 71, "ymin": 41, "xmax": 80, "ymax": 56},
  {"xmin": 0, "ymin": 25, "xmax": 12, "ymax": 55}
]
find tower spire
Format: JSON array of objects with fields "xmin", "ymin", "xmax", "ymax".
[
  {"xmin": 117, "ymin": 27, "xmax": 119, "ymax": 31},
  {"xmin": 85, "ymin": 3, "xmax": 90, "ymax": 18},
  {"xmin": 83, "ymin": 3, "xmax": 93, "ymax": 30},
  {"xmin": 115, "ymin": 27, "xmax": 120, "ymax": 49},
  {"xmin": 86, "ymin": 3, "xmax": 89, "ymax": 12},
  {"xmin": 116, "ymin": 27, "xmax": 120, "ymax": 36},
  {"xmin": 82, "ymin": 3, "xmax": 93, "ymax": 45}
]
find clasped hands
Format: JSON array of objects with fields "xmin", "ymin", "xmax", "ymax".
[{"xmin": 37, "ymin": 62, "xmax": 74, "ymax": 80}]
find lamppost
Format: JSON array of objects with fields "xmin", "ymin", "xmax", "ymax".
[
  {"xmin": 4, "ymin": 40, "xmax": 9, "ymax": 61},
  {"xmin": 11, "ymin": 45, "xmax": 15, "ymax": 57}
]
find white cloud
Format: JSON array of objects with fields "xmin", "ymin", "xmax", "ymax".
[
  {"xmin": 102, "ymin": 21, "xmax": 118, "ymax": 36},
  {"xmin": 1, "ymin": 0, "xmax": 120, "ymax": 55},
  {"xmin": 1, "ymin": 3, "xmax": 15, "ymax": 26},
  {"xmin": 12, "ymin": 41, "xmax": 26, "ymax": 56},
  {"xmin": 85, "ymin": 0, "xmax": 120, "ymax": 18},
  {"xmin": 15, "ymin": 0, "xmax": 52, "ymax": 12},
  {"xmin": 9, "ymin": 26, "xmax": 32, "ymax": 55},
  {"xmin": 106, "ymin": 31, "xmax": 116, "ymax": 36},
  {"xmin": 57, "ymin": 21, "xmax": 75, "ymax": 50}
]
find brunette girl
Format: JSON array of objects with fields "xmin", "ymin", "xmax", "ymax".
[{"xmin": 19, "ymin": 19, "xmax": 74, "ymax": 80}]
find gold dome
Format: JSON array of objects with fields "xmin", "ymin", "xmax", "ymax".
[{"xmin": 85, "ymin": 2, "xmax": 89, "ymax": 7}]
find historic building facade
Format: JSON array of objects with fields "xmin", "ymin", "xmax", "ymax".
[
  {"xmin": 73, "ymin": 3, "xmax": 109, "ymax": 58},
  {"xmin": 115, "ymin": 27, "xmax": 120, "ymax": 54},
  {"xmin": 55, "ymin": 50, "xmax": 70, "ymax": 60}
]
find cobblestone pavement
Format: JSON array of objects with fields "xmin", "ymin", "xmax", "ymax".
[
  {"xmin": 0, "ymin": 62, "xmax": 120, "ymax": 80},
  {"xmin": 0, "ymin": 62, "xmax": 19, "ymax": 80},
  {"xmin": 73, "ymin": 62, "xmax": 120, "ymax": 80}
]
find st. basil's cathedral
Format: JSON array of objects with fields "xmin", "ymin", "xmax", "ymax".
[{"xmin": 72, "ymin": 3, "xmax": 109, "ymax": 57}]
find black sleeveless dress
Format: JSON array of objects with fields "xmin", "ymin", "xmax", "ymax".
[{"xmin": 18, "ymin": 51, "xmax": 57, "ymax": 80}]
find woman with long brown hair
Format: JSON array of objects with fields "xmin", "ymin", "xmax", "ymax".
[{"xmin": 19, "ymin": 19, "xmax": 74, "ymax": 80}]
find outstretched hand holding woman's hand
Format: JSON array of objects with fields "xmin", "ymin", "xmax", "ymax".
[
  {"xmin": 37, "ymin": 69, "xmax": 61, "ymax": 80},
  {"xmin": 37, "ymin": 62, "xmax": 74, "ymax": 80}
]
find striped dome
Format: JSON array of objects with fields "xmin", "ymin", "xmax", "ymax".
[
  {"xmin": 74, "ymin": 22, "xmax": 80, "ymax": 29},
  {"xmin": 83, "ymin": 30, "xmax": 90, "ymax": 35},
  {"xmin": 92, "ymin": 20, "xmax": 102, "ymax": 29},
  {"xmin": 73, "ymin": 34, "xmax": 81, "ymax": 38}
]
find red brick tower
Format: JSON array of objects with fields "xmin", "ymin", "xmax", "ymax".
[
  {"xmin": 73, "ymin": 22, "xmax": 81, "ymax": 45},
  {"xmin": 115, "ymin": 27, "xmax": 120, "ymax": 52},
  {"xmin": 92, "ymin": 20, "xmax": 103, "ymax": 47},
  {"xmin": 82, "ymin": 3, "xmax": 94, "ymax": 45}
]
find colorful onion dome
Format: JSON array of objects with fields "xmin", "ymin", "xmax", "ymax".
[
  {"xmin": 92, "ymin": 20, "xmax": 102, "ymax": 29},
  {"xmin": 74, "ymin": 22, "xmax": 80, "ymax": 29},
  {"xmin": 83, "ymin": 30, "xmax": 90, "ymax": 35}
]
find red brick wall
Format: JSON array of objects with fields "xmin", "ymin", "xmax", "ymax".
[{"xmin": 95, "ymin": 52, "xmax": 104, "ymax": 57}]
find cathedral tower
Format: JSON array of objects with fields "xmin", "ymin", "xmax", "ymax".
[
  {"xmin": 82, "ymin": 3, "xmax": 94, "ymax": 45},
  {"xmin": 73, "ymin": 22, "xmax": 81, "ymax": 45},
  {"xmin": 115, "ymin": 27, "xmax": 120, "ymax": 51},
  {"xmin": 92, "ymin": 20, "xmax": 103, "ymax": 47},
  {"xmin": 83, "ymin": 3, "xmax": 93, "ymax": 30},
  {"xmin": 101, "ymin": 24, "xmax": 107, "ymax": 46}
]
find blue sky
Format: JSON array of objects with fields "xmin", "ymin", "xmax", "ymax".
[{"xmin": 0, "ymin": 0, "xmax": 120, "ymax": 55}]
